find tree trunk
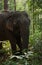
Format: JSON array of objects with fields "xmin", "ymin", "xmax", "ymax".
[
  {"xmin": 14, "ymin": 0, "xmax": 16, "ymax": 11},
  {"xmin": 4, "ymin": 0, "xmax": 8, "ymax": 11}
]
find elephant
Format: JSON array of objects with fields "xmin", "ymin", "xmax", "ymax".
[{"xmin": 0, "ymin": 11, "xmax": 30, "ymax": 54}]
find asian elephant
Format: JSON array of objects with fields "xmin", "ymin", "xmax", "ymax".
[{"xmin": 0, "ymin": 11, "xmax": 30, "ymax": 54}]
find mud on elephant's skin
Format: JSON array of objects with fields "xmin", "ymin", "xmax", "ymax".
[{"xmin": 0, "ymin": 11, "xmax": 30, "ymax": 54}]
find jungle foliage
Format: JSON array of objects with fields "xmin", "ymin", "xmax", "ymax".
[{"xmin": 0, "ymin": 0, "xmax": 42, "ymax": 65}]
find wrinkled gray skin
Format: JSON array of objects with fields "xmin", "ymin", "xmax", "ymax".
[{"xmin": 0, "ymin": 11, "xmax": 30, "ymax": 54}]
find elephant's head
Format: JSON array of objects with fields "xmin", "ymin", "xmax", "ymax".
[
  {"xmin": 6, "ymin": 12, "xmax": 18, "ymax": 32},
  {"xmin": 5, "ymin": 11, "xmax": 30, "ymax": 32}
]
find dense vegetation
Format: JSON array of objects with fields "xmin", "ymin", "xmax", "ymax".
[{"xmin": 0, "ymin": 0, "xmax": 42, "ymax": 65}]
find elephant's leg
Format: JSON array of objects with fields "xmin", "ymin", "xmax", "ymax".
[
  {"xmin": 20, "ymin": 23, "xmax": 29, "ymax": 51},
  {"xmin": 10, "ymin": 38, "xmax": 16, "ymax": 54},
  {"xmin": 6, "ymin": 30, "xmax": 16, "ymax": 54},
  {"xmin": 0, "ymin": 43, "xmax": 2, "ymax": 49},
  {"xmin": 16, "ymin": 33, "xmax": 22, "ymax": 51},
  {"xmin": 21, "ymin": 31, "xmax": 29, "ymax": 50}
]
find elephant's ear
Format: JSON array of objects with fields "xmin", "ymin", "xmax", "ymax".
[
  {"xmin": 6, "ymin": 17, "xmax": 13, "ymax": 32},
  {"xmin": 5, "ymin": 12, "xmax": 17, "ymax": 32},
  {"xmin": 6, "ymin": 21, "xmax": 13, "ymax": 31}
]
